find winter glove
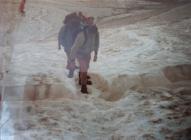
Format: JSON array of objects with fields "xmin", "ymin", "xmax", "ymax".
[{"xmin": 93, "ymin": 55, "xmax": 97, "ymax": 62}]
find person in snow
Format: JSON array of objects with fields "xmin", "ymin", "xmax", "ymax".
[
  {"xmin": 58, "ymin": 12, "xmax": 86, "ymax": 78},
  {"xmin": 19, "ymin": 0, "xmax": 26, "ymax": 15},
  {"xmin": 69, "ymin": 17, "xmax": 99, "ymax": 93}
]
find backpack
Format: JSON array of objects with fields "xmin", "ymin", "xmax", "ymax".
[
  {"xmin": 58, "ymin": 20, "xmax": 84, "ymax": 50},
  {"xmin": 58, "ymin": 19, "xmax": 87, "ymax": 51},
  {"xmin": 77, "ymin": 25, "xmax": 98, "ymax": 55}
]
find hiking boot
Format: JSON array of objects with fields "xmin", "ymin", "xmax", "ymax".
[
  {"xmin": 81, "ymin": 85, "xmax": 88, "ymax": 94},
  {"xmin": 68, "ymin": 70, "xmax": 74, "ymax": 78},
  {"xmin": 79, "ymin": 72, "xmax": 90, "ymax": 79},
  {"xmin": 87, "ymin": 80, "xmax": 92, "ymax": 85},
  {"xmin": 79, "ymin": 72, "xmax": 91, "ymax": 85},
  {"xmin": 79, "ymin": 79, "xmax": 92, "ymax": 85},
  {"xmin": 87, "ymin": 75, "xmax": 90, "ymax": 79}
]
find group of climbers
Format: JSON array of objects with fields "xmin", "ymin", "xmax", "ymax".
[
  {"xmin": 18, "ymin": 0, "xmax": 100, "ymax": 94},
  {"xmin": 58, "ymin": 12, "xmax": 99, "ymax": 94}
]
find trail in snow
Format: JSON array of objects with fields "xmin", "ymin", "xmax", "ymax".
[{"xmin": 1, "ymin": 1, "xmax": 191, "ymax": 140}]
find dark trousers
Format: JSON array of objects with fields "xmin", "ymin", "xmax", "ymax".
[
  {"xmin": 77, "ymin": 54, "xmax": 91, "ymax": 85},
  {"xmin": 65, "ymin": 50, "xmax": 76, "ymax": 71}
]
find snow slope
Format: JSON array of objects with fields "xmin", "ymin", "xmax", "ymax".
[{"xmin": 1, "ymin": 0, "xmax": 191, "ymax": 140}]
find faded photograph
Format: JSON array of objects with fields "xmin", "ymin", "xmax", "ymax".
[{"xmin": 0, "ymin": 0, "xmax": 191, "ymax": 140}]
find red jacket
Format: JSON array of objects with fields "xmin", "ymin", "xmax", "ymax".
[{"xmin": 19, "ymin": 0, "xmax": 26, "ymax": 13}]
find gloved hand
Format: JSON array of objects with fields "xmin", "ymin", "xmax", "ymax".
[{"xmin": 93, "ymin": 55, "xmax": 97, "ymax": 62}]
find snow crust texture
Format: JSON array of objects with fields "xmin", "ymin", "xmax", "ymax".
[{"xmin": 0, "ymin": 0, "xmax": 191, "ymax": 140}]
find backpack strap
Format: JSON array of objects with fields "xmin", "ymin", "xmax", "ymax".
[{"xmin": 82, "ymin": 28, "xmax": 88, "ymax": 47}]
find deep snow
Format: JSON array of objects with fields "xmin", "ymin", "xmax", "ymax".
[{"xmin": 0, "ymin": 0, "xmax": 191, "ymax": 140}]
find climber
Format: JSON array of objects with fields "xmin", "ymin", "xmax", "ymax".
[
  {"xmin": 69, "ymin": 17, "xmax": 99, "ymax": 94},
  {"xmin": 58, "ymin": 12, "xmax": 87, "ymax": 78},
  {"xmin": 19, "ymin": 0, "xmax": 26, "ymax": 15}
]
